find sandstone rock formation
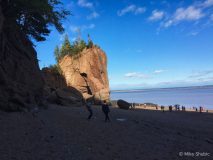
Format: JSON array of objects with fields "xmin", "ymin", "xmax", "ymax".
[
  {"xmin": 41, "ymin": 67, "xmax": 83, "ymax": 107},
  {"xmin": 117, "ymin": 100, "xmax": 130, "ymax": 110},
  {"xmin": 41, "ymin": 67, "xmax": 67, "ymax": 89},
  {"xmin": 0, "ymin": 6, "xmax": 45, "ymax": 112},
  {"xmin": 59, "ymin": 46, "xmax": 111, "ymax": 104}
]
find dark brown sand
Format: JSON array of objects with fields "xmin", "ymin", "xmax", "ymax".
[{"xmin": 0, "ymin": 105, "xmax": 213, "ymax": 160}]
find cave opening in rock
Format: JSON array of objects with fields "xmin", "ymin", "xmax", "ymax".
[
  {"xmin": 86, "ymin": 86, "xmax": 92, "ymax": 95},
  {"xmin": 80, "ymin": 73, "xmax": 87, "ymax": 78},
  {"xmin": 80, "ymin": 73, "xmax": 92, "ymax": 95}
]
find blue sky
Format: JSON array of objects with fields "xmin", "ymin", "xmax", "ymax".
[{"xmin": 35, "ymin": 0, "xmax": 213, "ymax": 90}]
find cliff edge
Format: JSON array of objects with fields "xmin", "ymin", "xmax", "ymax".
[{"xmin": 0, "ymin": 6, "xmax": 45, "ymax": 111}]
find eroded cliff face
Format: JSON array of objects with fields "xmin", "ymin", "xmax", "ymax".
[
  {"xmin": 59, "ymin": 46, "xmax": 110, "ymax": 104},
  {"xmin": 41, "ymin": 67, "xmax": 83, "ymax": 107},
  {"xmin": 0, "ymin": 6, "xmax": 45, "ymax": 111},
  {"xmin": 41, "ymin": 67, "xmax": 67, "ymax": 89}
]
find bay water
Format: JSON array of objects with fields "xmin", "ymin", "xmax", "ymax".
[{"xmin": 110, "ymin": 87, "xmax": 213, "ymax": 110}]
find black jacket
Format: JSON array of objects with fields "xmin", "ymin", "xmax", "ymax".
[{"xmin": 102, "ymin": 103, "xmax": 110, "ymax": 112}]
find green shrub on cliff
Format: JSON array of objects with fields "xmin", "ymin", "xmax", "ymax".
[
  {"xmin": 87, "ymin": 34, "xmax": 93, "ymax": 48},
  {"xmin": 87, "ymin": 41, "xmax": 94, "ymax": 49},
  {"xmin": 53, "ymin": 29, "xmax": 97, "ymax": 63},
  {"xmin": 53, "ymin": 45, "xmax": 60, "ymax": 64},
  {"xmin": 49, "ymin": 64, "xmax": 63, "ymax": 74},
  {"xmin": 69, "ymin": 39, "xmax": 87, "ymax": 56}
]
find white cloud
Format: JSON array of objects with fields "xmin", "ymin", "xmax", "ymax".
[
  {"xmin": 87, "ymin": 11, "xmax": 99, "ymax": 19},
  {"xmin": 164, "ymin": 20, "xmax": 173, "ymax": 27},
  {"xmin": 77, "ymin": 0, "xmax": 93, "ymax": 9},
  {"xmin": 70, "ymin": 25, "xmax": 78, "ymax": 33},
  {"xmin": 153, "ymin": 70, "xmax": 169, "ymax": 74},
  {"xmin": 108, "ymin": 75, "xmax": 118, "ymax": 81},
  {"xmin": 200, "ymin": 70, "xmax": 213, "ymax": 74},
  {"xmin": 124, "ymin": 72, "xmax": 137, "ymax": 77},
  {"xmin": 134, "ymin": 7, "xmax": 146, "ymax": 15},
  {"xmin": 188, "ymin": 69, "xmax": 213, "ymax": 78},
  {"xmin": 89, "ymin": 24, "xmax": 95, "ymax": 28},
  {"xmin": 137, "ymin": 75, "xmax": 154, "ymax": 79},
  {"xmin": 124, "ymin": 72, "xmax": 154, "ymax": 79},
  {"xmin": 153, "ymin": 70, "xmax": 163, "ymax": 74},
  {"xmin": 192, "ymin": 69, "xmax": 195, "ymax": 73},
  {"xmin": 161, "ymin": 1, "xmax": 167, "ymax": 4},
  {"xmin": 203, "ymin": 20, "xmax": 213, "ymax": 28},
  {"xmin": 155, "ymin": 0, "xmax": 213, "ymax": 34},
  {"xmin": 189, "ymin": 74, "xmax": 202, "ymax": 78},
  {"xmin": 117, "ymin": 5, "xmax": 136, "ymax": 16},
  {"xmin": 203, "ymin": 0, "xmax": 213, "ymax": 8},
  {"xmin": 181, "ymin": 27, "xmax": 185, "ymax": 31},
  {"xmin": 156, "ymin": 22, "xmax": 164, "ymax": 34},
  {"xmin": 157, "ymin": 4, "xmax": 206, "ymax": 34},
  {"xmin": 207, "ymin": 76, "xmax": 213, "ymax": 79},
  {"xmin": 69, "ymin": 24, "xmax": 94, "ymax": 33},
  {"xmin": 59, "ymin": 35, "xmax": 64, "ymax": 41},
  {"xmin": 179, "ymin": 1, "xmax": 184, "ymax": 5},
  {"xmin": 190, "ymin": 32, "xmax": 198, "ymax": 35},
  {"xmin": 109, "ymin": 79, "xmax": 213, "ymax": 90},
  {"xmin": 174, "ymin": 6, "xmax": 204, "ymax": 22},
  {"xmin": 62, "ymin": 25, "xmax": 66, "ymax": 28},
  {"xmin": 71, "ymin": 38, "xmax": 76, "ymax": 41},
  {"xmin": 148, "ymin": 10, "xmax": 164, "ymax": 21},
  {"xmin": 211, "ymin": 14, "xmax": 213, "ymax": 21},
  {"xmin": 81, "ymin": 25, "xmax": 87, "ymax": 31},
  {"xmin": 67, "ymin": 1, "xmax": 75, "ymax": 7},
  {"xmin": 137, "ymin": 50, "xmax": 142, "ymax": 52}
]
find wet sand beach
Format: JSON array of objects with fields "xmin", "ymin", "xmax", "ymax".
[{"xmin": 0, "ymin": 104, "xmax": 213, "ymax": 160}]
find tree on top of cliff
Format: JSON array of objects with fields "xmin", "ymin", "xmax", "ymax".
[
  {"xmin": 53, "ymin": 44, "xmax": 60, "ymax": 64},
  {"xmin": 60, "ymin": 34, "xmax": 72, "ymax": 58},
  {"xmin": 53, "ymin": 32, "xmax": 95, "ymax": 63},
  {"xmin": 0, "ymin": 0, "xmax": 72, "ymax": 41},
  {"xmin": 77, "ymin": 28, "xmax": 82, "ymax": 48},
  {"xmin": 87, "ymin": 33, "xmax": 93, "ymax": 48}
]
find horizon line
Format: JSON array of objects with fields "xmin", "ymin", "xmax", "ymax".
[{"xmin": 110, "ymin": 85, "xmax": 213, "ymax": 92}]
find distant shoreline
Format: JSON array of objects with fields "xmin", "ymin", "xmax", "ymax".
[{"xmin": 111, "ymin": 85, "xmax": 213, "ymax": 92}]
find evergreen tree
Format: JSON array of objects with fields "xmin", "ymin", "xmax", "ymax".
[
  {"xmin": 87, "ymin": 34, "xmax": 91, "ymax": 42},
  {"xmin": 1, "ymin": 0, "xmax": 73, "ymax": 42},
  {"xmin": 53, "ymin": 32, "xmax": 95, "ymax": 61},
  {"xmin": 77, "ymin": 28, "xmax": 82, "ymax": 48},
  {"xmin": 63, "ymin": 34, "xmax": 72, "ymax": 56},
  {"xmin": 87, "ymin": 40, "xmax": 93, "ymax": 48},
  {"xmin": 59, "ymin": 41, "xmax": 66, "ymax": 59},
  {"xmin": 80, "ymin": 40, "xmax": 87, "ymax": 51},
  {"xmin": 87, "ymin": 33, "xmax": 93, "ymax": 48},
  {"xmin": 53, "ymin": 45, "xmax": 60, "ymax": 64}
]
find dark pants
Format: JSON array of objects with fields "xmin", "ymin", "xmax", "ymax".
[
  {"xmin": 88, "ymin": 109, "xmax": 93, "ymax": 119},
  {"xmin": 103, "ymin": 111, "xmax": 110, "ymax": 122}
]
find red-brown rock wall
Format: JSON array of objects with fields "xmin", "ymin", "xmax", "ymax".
[
  {"xmin": 0, "ymin": 6, "xmax": 45, "ymax": 112},
  {"xmin": 41, "ymin": 67, "xmax": 83, "ymax": 107},
  {"xmin": 59, "ymin": 46, "xmax": 110, "ymax": 103}
]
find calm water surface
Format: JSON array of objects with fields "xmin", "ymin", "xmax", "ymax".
[{"xmin": 110, "ymin": 87, "xmax": 213, "ymax": 110}]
